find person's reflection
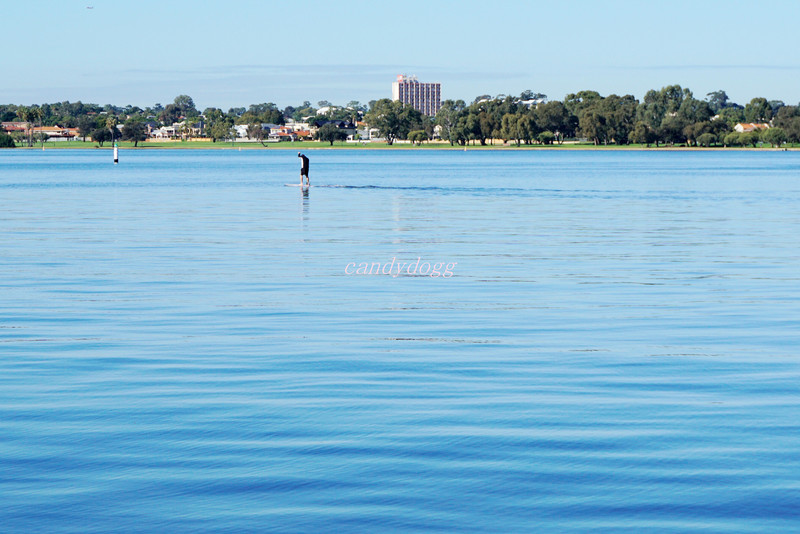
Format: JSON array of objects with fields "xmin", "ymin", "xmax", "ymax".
[{"xmin": 300, "ymin": 189, "xmax": 309, "ymax": 234}]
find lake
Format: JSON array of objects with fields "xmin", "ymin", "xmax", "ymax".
[{"xmin": 1, "ymin": 148, "xmax": 799, "ymax": 533}]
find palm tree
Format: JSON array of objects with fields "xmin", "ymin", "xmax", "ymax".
[
  {"xmin": 31, "ymin": 107, "xmax": 44, "ymax": 147},
  {"xmin": 180, "ymin": 121, "xmax": 192, "ymax": 141},
  {"xmin": 17, "ymin": 106, "xmax": 32, "ymax": 146},
  {"xmin": 106, "ymin": 116, "xmax": 118, "ymax": 144}
]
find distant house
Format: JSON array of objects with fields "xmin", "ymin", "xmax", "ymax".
[
  {"xmin": 2, "ymin": 121, "xmax": 29, "ymax": 133},
  {"xmin": 316, "ymin": 106, "xmax": 339, "ymax": 116},
  {"xmin": 31, "ymin": 125, "xmax": 79, "ymax": 140},
  {"xmin": 310, "ymin": 119, "xmax": 357, "ymax": 139},
  {"xmin": 151, "ymin": 125, "xmax": 178, "ymax": 139},
  {"xmin": 173, "ymin": 120, "xmax": 205, "ymax": 139},
  {"xmin": 734, "ymin": 123, "xmax": 770, "ymax": 133},
  {"xmin": 284, "ymin": 119, "xmax": 311, "ymax": 131},
  {"xmin": 270, "ymin": 131, "xmax": 298, "ymax": 142},
  {"xmin": 311, "ymin": 119, "xmax": 355, "ymax": 129},
  {"xmin": 186, "ymin": 120, "xmax": 205, "ymax": 138},
  {"xmin": 516, "ymin": 97, "xmax": 547, "ymax": 107}
]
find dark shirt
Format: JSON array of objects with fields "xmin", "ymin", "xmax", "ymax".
[{"xmin": 299, "ymin": 154, "xmax": 309, "ymax": 173}]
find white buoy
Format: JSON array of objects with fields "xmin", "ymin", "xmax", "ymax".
[{"xmin": 113, "ymin": 142, "xmax": 118, "ymax": 164}]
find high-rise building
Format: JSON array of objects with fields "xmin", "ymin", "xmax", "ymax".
[{"xmin": 391, "ymin": 75, "xmax": 441, "ymax": 116}]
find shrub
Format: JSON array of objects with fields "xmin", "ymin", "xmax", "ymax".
[
  {"xmin": 723, "ymin": 132, "xmax": 741, "ymax": 147},
  {"xmin": 740, "ymin": 131, "xmax": 760, "ymax": 147},
  {"xmin": 697, "ymin": 133, "xmax": 716, "ymax": 147},
  {"xmin": 538, "ymin": 131, "xmax": 555, "ymax": 145},
  {"xmin": 408, "ymin": 130, "xmax": 428, "ymax": 146},
  {"xmin": 762, "ymin": 127, "xmax": 787, "ymax": 147},
  {"xmin": 0, "ymin": 131, "xmax": 15, "ymax": 148}
]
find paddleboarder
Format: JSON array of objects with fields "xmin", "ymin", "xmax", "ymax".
[{"xmin": 298, "ymin": 152, "xmax": 310, "ymax": 187}]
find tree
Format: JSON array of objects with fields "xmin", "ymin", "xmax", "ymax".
[
  {"xmin": 785, "ymin": 118, "xmax": 800, "ymax": 143},
  {"xmin": 683, "ymin": 121, "xmax": 712, "ymax": 146},
  {"xmin": 762, "ymin": 127, "xmax": 787, "ymax": 147},
  {"xmin": 315, "ymin": 122, "xmax": 348, "ymax": 145},
  {"xmin": 630, "ymin": 122, "xmax": 656, "ymax": 146},
  {"xmin": 292, "ymin": 102, "xmax": 317, "ymax": 121},
  {"xmin": 706, "ymin": 90, "xmax": 730, "ymax": 113},
  {"xmin": 579, "ymin": 109, "xmax": 607, "ymax": 145},
  {"xmin": 159, "ymin": 104, "xmax": 182, "ymax": 125},
  {"xmin": 677, "ymin": 97, "xmax": 712, "ymax": 125},
  {"xmin": 696, "ymin": 133, "xmax": 716, "ymax": 147},
  {"xmin": 106, "ymin": 116, "xmax": 118, "ymax": 143},
  {"xmin": 207, "ymin": 122, "xmax": 233, "ymax": 142},
  {"xmin": 241, "ymin": 103, "xmax": 284, "ymax": 126},
  {"xmin": 723, "ymin": 132, "xmax": 741, "ymax": 147},
  {"xmin": 773, "ymin": 105, "xmax": 800, "ymax": 127},
  {"xmin": 0, "ymin": 106, "xmax": 15, "ymax": 122},
  {"xmin": 76, "ymin": 115, "xmax": 94, "ymax": 142},
  {"xmin": 30, "ymin": 107, "xmax": 45, "ymax": 146},
  {"xmin": 772, "ymin": 106, "xmax": 800, "ymax": 142},
  {"xmin": 124, "ymin": 104, "xmax": 143, "ymax": 117},
  {"xmin": 717, "ymin": 106, "xmax": 745, "ymax": 127},
  {"xmin": 346, "ymin": 101, "xmax": 367, "ymax": 112},
  {"xmin": 463, "ymin": 111, "xmax": 481, "ymax": 145},
  {"xmin": 173, "ymin": 95, "xmax": 198, "ymax": 117},
  {"xmin": 538, "ymin": 131, "xmax": 555, "ymax": 145},
  {"xmin": 599, "ymin": 94, "xmax": 638, "ymax": 144},
  {"xmin": 517, "ymin": 113, "xmax": 537, "ymax": 144},
  {"xmin": 659, "ymin": 114, "xmax": 686, "ymax": 145},
  {"xmin": 635, "ymin": 85, "xmax": 692, "ymax": 146},
  {"xmin": 519, "ymin": 90, "xmax": 546, "ymax": 102},
  {"xmin": 744, "ymin": 98, "xmax": 772, "ymax": 123},
  {"xmin": 0, "ymin": 132, "xmax": 15, "ymax": 148},
  {"xmin": 16, "ymin": 106, "xmax": 34, "ymax": 146},
  {"xmin": 121, "ymin": 120, "xmax": 147, "ymax": 147},
  {"xmin": 705, "ymin": 117, "xmax": 733, "ymax": 141},
  {"xmin": 564, "ymin": 90, "xmax": 602, "ymax": 119},
  {"xmin": 535, "ymin": 101, "xmax": 571, "ymax": 143},
  {"xmin": 247, "ymin": 123, "xmax": 268, "ymax": 146},
  {"xmin": 364, "ymin": 99, "xmax": 409, "ymax": 145},
  {"xmin": 408, "ymin": 130, "xmax": 428, "ymax": 145},
  {"xmin": 10, "ymin": 131, "xmax": 25, "ymax": 146},
  {"xmin": 477, "ymin": 111, "xmax": 497, "ymax": 145},
  {"xmin": 90, "ymin": 128, "xmax": 112, "ymax": 146},
  {"xmin": 768, "ymin": 100, "xmax": 785, "ymax": 115},
  {"xmin": 204, "ymin": 108, "xmax": 233, "ymax": 142},
  {"xmin": 740, "ymin": 131, "xmax": 760, "ymax": 147},
  {"xmin": 499, "ymin": 113, "xmax": 523, "ymax": 146}
]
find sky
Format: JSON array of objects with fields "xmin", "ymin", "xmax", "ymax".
[{"xmin": 3, "ymin": 0, "xmax": 799, "ymax": 110}]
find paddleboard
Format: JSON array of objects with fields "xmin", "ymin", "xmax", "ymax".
[{"xmin": 285, "ymin": 183, "xmax": 312, "ymax": 188}]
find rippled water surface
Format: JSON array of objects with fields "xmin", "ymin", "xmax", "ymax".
[{"xmin": 2, "ymin": 149, "xmax": 799, "ymax": 533}]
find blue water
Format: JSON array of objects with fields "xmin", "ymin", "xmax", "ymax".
[{"xmin": 1, "ymin": 149, "xmax": 799, "ymax": 533}]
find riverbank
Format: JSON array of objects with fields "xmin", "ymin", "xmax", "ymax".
[{"xmin": 7, "ymin": 140, "xmax": 800, "ymax": 150}]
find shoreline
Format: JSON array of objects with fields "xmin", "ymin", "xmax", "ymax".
[{"xmin": 6, "ymin": 142, "xmax": 798, "ymax": 152}]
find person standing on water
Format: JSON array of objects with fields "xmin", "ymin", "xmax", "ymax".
[{"xmin": 298, "ymin": 152, "xmax": 310, "ymax": 187}]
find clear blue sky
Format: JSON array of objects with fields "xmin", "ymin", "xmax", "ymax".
[{"xmin": 3, "ymin": 0, "xmax": 799, "ymax": 110}]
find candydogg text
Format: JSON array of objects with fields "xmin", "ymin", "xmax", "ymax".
[{"xmin": 345, "ymin": 258, "xmax": 457, "ymax": 278}]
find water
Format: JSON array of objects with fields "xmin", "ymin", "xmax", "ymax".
[{"xmin": 1, "ymin": 149, "xmax": 799, "ymax": 533}]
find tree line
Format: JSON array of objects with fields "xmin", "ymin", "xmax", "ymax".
[
  {"xmin": 2, "ymin": 87, "xmax": 800, "ymax": 148},
  {"xmin": 430, "ymin": 87, "xmax": 799, "ymax": 148}
]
